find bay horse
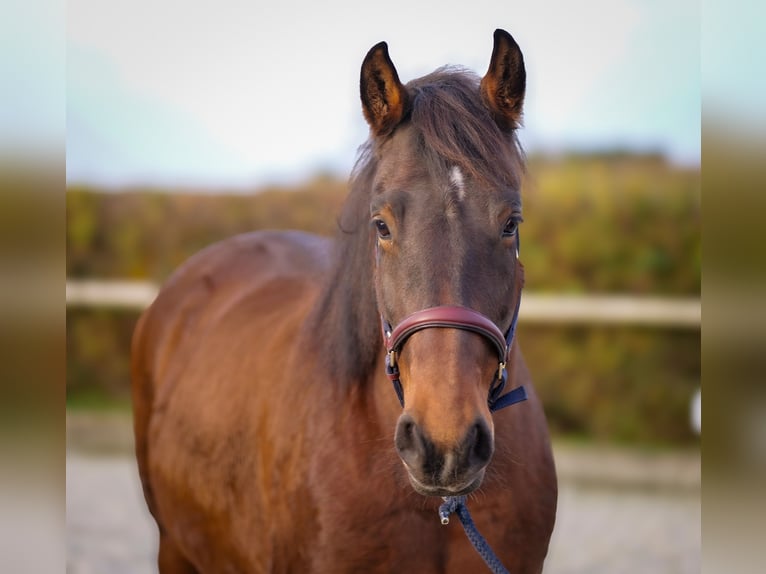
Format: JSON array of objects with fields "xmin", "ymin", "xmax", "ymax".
[{"xmin": 132, "ymin": 29, "xmax": 557, "ymax": 573}]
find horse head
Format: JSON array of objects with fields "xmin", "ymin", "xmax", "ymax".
[{"xmin": 359, "ymin": 30, "xmax": 527, "ymax": 497}]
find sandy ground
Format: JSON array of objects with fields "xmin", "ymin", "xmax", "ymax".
[{"xmin": 66, "ymin": 412, "xmax": 700, "ymax": 573}]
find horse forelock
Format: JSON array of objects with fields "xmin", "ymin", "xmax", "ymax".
[{"xmin": 406, "ymin": 67, "xmax": 525, "ymax": 190}]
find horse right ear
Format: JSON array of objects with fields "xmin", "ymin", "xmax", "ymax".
[
  {"xmin": 360, "ymin": 42, "xmax": 410, "ymax": 137},
  {"xmin": 480, "ymin": 29, "xmax": 526, "ymax": 131}
]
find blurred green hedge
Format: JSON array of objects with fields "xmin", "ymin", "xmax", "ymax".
[
  {"xmin": 66, "ymin": 154, "xmax": 700, "ymax": 444},
  {"xmin": 521, "ymin": 325, "xmax": 699, "ymax": 444}
]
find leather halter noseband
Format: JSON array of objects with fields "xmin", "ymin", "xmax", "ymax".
[{"xmin": 378, "ymin": 236, "xmax": 527, "ymax": 413}]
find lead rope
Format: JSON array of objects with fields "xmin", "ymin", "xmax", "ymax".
[{"xmin": 438, "ymin": 496, "xmax": 509, "ymax": 574}]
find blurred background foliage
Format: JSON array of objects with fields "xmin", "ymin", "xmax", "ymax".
[{"xmin": 66, "ymin": 153, "xmax": 700, "ymax": 445}]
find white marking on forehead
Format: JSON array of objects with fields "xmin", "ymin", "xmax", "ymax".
[{"xmin": 449, "ymin": 166, "xmax": 466, "ymax": 201}]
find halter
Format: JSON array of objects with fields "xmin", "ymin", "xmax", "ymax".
[{"xmin": 378, "ymin": 234, "xmax": 526, "ymax": 413}]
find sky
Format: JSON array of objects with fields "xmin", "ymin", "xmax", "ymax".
[{"xmin": 65, "ymin": 0, "xmax": 700, "ymax": 189}]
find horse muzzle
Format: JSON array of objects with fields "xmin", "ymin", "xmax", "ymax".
[{"xmin": 394, "ymin": 413, "xmax": 494, "ymax": 497}]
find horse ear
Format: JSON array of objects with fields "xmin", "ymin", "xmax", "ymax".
[
  {"xmin": 360, "ymin": 42, "xmax": 410, "ymax": 137},
  {"xmin": 480, "ymin": 29, "xmax": 526, "ymax": 131}
]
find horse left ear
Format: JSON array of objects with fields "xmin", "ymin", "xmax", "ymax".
[
  {"xmin": 480, "ymin": 29, "xmax": 526, "ymax": 131},
  {"xmin": 360, "ymin": 42, "xmax": 410, "ymax": 137}
]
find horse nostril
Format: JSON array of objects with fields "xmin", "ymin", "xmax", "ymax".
[
  {"xmin": 395, "ymin": 414, "xmax": 426, "ymax": 468},
  {"xmin": 467, "ymin": 420, "xmax": 493, "ymax": 468}
]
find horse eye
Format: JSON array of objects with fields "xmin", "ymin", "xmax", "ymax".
[
  {"xmin": 502, "ymin": 217, "xmax": 519, "ymax": 238},
  {"xmin": 374, "ymin": 219, "xmax": 392, "ymax": 239}
]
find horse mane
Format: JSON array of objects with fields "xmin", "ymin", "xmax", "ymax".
[{"xmin": 308, "ymin": 68, "xmax": 526, "ymax": 388}]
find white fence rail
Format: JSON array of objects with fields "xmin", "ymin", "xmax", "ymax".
[{"xmin": 66, "ymin": 280, "xmax": 700, "ymax": 328}]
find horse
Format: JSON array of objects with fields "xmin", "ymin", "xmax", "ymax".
[{"xmin": 131, "ymin": 29, "xmax": 557, "ymax": 573}]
